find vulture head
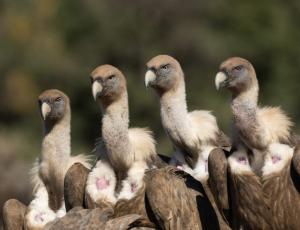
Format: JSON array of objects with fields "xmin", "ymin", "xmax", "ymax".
[
  {"xmin": 215, "ymin": 57, "xmax": 258, "ymax": 96},
  {"xmin": 38, "ymin": 89, "xmax": 69, "ymax": 122},
  {"xmin": 145, "ymin": 55, "xmax": 184, "ymax": 94},
  {"xmin": 90, "ymin": 65, "xmax": 127, "ymax": 106}
]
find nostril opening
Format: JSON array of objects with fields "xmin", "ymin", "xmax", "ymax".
[
  {"xmin": 148, "ymin": 67, "xmax": 156, "ymax": 73},
  {"xmin": 97, "ymin": 78, "xmax": 103, "ymax": 83},
  {"xmin": 221, "ymin": 68, "xmax": 228, "ymax": 76}
]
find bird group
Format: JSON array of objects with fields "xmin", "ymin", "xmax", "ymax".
[{"xmin": 2, "ymin": 55, "xmax": 300, "ymax": 230}]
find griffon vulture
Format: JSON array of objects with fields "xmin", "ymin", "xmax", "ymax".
[
  {"xmin": 86, "ymin": 64, "xmax": 165, "ymax": 225},
  {"xmin": 145, "ymin": 55, "xmax": 231, "ymax": 228},
  {"xmin": 215, "ymin": 57, "xmax": 300, "ymax": 229},
  {"xmin": 3, "ymin": 89, "xmax": 90, "ymax": 230}
]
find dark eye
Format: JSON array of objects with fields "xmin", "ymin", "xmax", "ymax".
[
  {"xmin": 55, "ymin": 97, "xmax": 62, "ymax": 102},
  {"xmin": 234, "ymin": 65, "xmax": 243, "ymax": 71},
  {"xmin": 161, "ymin": 64, "xmax": 169, "ymax": 70},
  {"xmin": 90, "ymin": 77, "xmax": 94, "ymax": 84},
  {"xmin": 108, "ymin": 75, "xmax": 115, "ymax": 80}
]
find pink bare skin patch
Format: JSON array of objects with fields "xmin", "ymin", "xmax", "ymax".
[
  {"xmin": 176, "ymin": 161, "xmax": 183, "ymax": 170},
  {"xmin": 96, "ymin": 178, "xmax": 110, "ymax": 190},
  {"xmin": 238, "ymin": 156, "xmax": 247, "ymax": 165},
  {"xmin": 272, "ymin": 155, "xmax": 281, "ymax": 164},
  {"xmin": 131, "ymin": 182, "xmax": 138, "ymax": 193},
  {"xmin": 34, "ymin": 212, "xmax": 46, "ymax": 222}
]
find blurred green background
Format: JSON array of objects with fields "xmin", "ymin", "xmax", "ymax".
[{"xmin": 1, "ymin": 0, "xmax": 300, "ymax": 227}]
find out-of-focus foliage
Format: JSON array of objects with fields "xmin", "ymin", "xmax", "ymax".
[{"xmin": 0, "ymin": 0, "xmax": 300, "ymax": 226}]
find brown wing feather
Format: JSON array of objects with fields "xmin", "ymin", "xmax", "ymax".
[
  {"xmin": 279, "ymin": 131, "xmax": 300, "ymax": 147},
  {"xmin": 217, "ymin": 131, "xmax": 232, "ymax": 151},
  {"xmin": 208, "ymin": 148, "xmax": 229, "ymax": 215},
  {"xmin": 46, "ymin": 206, "xmax": 153, "ymax": 230},
  {"xmin": 2, "ymin": 199, "xmax": 27, "ymax": 230},
  {"xmin": 292, "ymin": 142, "xmax": 300, "ymax": 180},
  {"xmin": 289, "ymin": 137, "xmax": 300, "ymax": 217},
  {"xmin": 146, "ymin": 154, "xmax": 169, "ymax": 169},
  {"xmin": 106, "ymin": 214, "xmax": 154, "ymax": 230},
  {"xmin": 145, "ymin": 167, "xmax": 202, "ymax": 230},
  {"xmin": 229, "ymin": 169, "xmax": 273, "ymax": 229},
  {"xmin": 263, "ymin": 163, "xmax": 300, "ymax": 229},
  {"xmin": 178, "ymin": 168, "xmax": 231, "ymax": 230},
  {"xmin": 114, "ymin": 184, "xmax": 153, "ymax": 224},
  {"xmin": 64, "ymin": 163, "xmax": 90, "ymax": 211}
]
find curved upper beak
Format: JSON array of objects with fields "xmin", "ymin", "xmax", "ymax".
[
  {"xmin": 215, "ymin": 72, "xmax": 228, "ymax": 90},
  {"xmin": 145, "ymin": 70, "xmax": 156, "ymax": 88},
  {"xmin": 41, "ymin": 103, "xmax": 51, "ymax": 120},
  {"xmin": 92, "ymin": 81, "xmax": 103, "ymax": 100}
]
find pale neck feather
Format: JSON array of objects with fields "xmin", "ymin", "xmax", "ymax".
[
  {"xmin": 101, "ymin": 91, "xmax": 132, "ymax": 171},
  {"xmin": 231, "ymin": 85, "xmax": 259, "ymax": 138},
  {"xmin": 231, "ymin": 85, "xmax": 259, "ymax": 118},
  {"xmin": 159, "ymin": 78, "xmax": 190, "ymax": 142},
  {"xmin": 41, "ymin": 111, "xmax": 71, "ymax": 165}
]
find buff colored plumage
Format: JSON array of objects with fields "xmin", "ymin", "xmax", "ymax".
[
  {"xmin": 3, "ymin": 90, "xmax": 91, "ymax": 230},
  {"xmin": 145, "ymin": 55, "xmax": 231, "ymax": 229},
  {"xmin": 85, "ymin": 64, "xmax": 162, "ymax": 227},
  {"xmin": 216, "ymin": 57, "xmax": 300, "ymax": 229}
]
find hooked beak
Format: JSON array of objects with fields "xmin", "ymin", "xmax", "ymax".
[
  {"xmin": 215, "ymin": 72, "xmax": 228, "ymax": 90},
  {"xmin": 41, "ymin": 103, "xmax": 51, "ymax": 120},
  {"xmin": 145, "ymin": 70, "xmax": 156, "ymax": 88},
  {"xmin": 92, "ymin": 81, "xmax": 103, "ymax": 100}
]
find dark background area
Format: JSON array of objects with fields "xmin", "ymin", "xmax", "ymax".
[{"xmin": 1, "ymin": 0, "xmax": 300, "ymax": 227}]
